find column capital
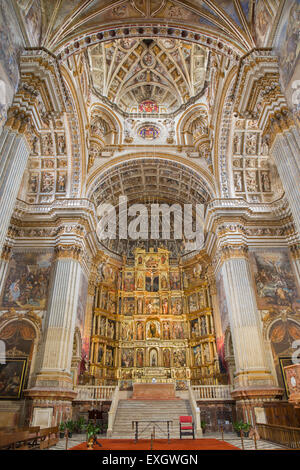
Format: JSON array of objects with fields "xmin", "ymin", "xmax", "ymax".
[
  {"xmin": 5, "ymin": 109, "xmax": 31, "ymax": 136},
  {"xmin": 264, "ymin": 109, "xmax": 296, "ymax": 148},
  {"xmin": 214, "ymin": 244, "xmax": 249, "ymax": 270},
  {"xmin": 290, "ymin": 244, "xmax": 300, "ymax": 261},
  {"xmin": 0, "ymin": 244, "xmax": 12, "ymax": 262},
  {"xmin": 54, "ymin": 244, "xmax": 83, "ymax": 262}
]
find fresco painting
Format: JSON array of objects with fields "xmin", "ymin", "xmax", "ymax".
[
  {"xmin": 250, "ymin": 248, "xmax": 300, "ymax": 310},
  {"xmin": 1, "ymin": 251, "xmax": 53, "ymax": 309},
  {"xmin": 0, "ymin": 0, "xmax": 24, "ymax": 127},
  {"xmin": 274, "ymin": 0, "xmax": 300, "ymax": 116},
  {"xmin": 254, "ymin": 0, "xmax": 273, "ymax": 46}
]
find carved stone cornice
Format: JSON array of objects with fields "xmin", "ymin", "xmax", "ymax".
[{"xmin": 232, "ymin": 50, "xmax": 295, "ymax": 144}]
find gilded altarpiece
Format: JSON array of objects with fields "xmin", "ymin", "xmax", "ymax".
[{"xmin": 90, "ymin": 249, "xmax": 220, "ymax": 388}]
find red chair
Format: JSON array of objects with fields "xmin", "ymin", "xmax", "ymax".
[{"xmin": 179, "ymin": 416, "xmax": 195, "ymax": 439}]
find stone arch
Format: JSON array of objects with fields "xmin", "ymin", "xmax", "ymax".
[
  {"xmin": 86, "ymin": 153, "xmax": 216, "ymax": 202},
  {"xmin": 0, "ymin": 312, "xmax": 40, "ymax": 391},
  {"xmin": 266, "ymin": 317, "xmax": 300, "ymax": 395}
]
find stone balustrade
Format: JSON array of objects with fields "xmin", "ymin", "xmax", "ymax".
[
  {"xmin": 191, "ymin": 385, "xmax": 233, "ymax": 401},
  {"xmin": 74, "ymin": 385, "xmax": 116, "ymax": 401}
]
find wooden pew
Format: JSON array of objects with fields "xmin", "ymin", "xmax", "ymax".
[
  {"xmin": 0, "ymin": 425, "xmax": 58, "ymax": 450},
  {"xmin": 38, "ymin": 426, "xmax": 59, "ymax": 449},
  {"xmin": 0, "ymin": 431, "xmax": 31, "ymax": 450}
]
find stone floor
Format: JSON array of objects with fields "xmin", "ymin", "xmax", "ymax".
[{"xmin": 47, "ymin": 432, "xmax": 287, "ymax": 451}]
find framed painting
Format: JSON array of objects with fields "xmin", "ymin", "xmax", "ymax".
[
  {"xmin": 0, "ymin": 357, "xmax": 27, "ymax": 399},
  {"xmin": 279, "ymin": 356, "xmax": 293, "ymax": 398}
]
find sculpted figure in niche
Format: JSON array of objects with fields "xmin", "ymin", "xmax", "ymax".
[
  {"xmin": 163, "ymin": 348, "xmax": 171, "ymax": 368},
  {"xmin": 233, "ymin": 134, "xmax": 242, "ymax": 154},
  {"xmin": 137, "ymin": 274, "xmax": 144, "ymax": 289},
  {"xmin": 136, "ymin": 349, "xmax": 144, "ymax": 367},
  {"xmin": 162, "ymin": 322, "xmax": 171, "ymax": 340},
  {"xmin": 107, "ymin": 321, "xmax": 115, "ymax": 339},
  {"xmin": 246, "ymin": 134, "xmax": 257, "ymax": 155},
  {"xmin": 42, "ymin": 134, "xmax": 53, "ymax": 155},
  {"xmin": 161, "ymin": 273, "xmax": 168, "ymax": 289},
  {"xmin": 32, "ymin": 136, "xmax": 40, "ymax": 155},
  {"xmin": 136, "ymin": 321, "xmax": 144, "ymax": 340},
  {"xmin": 57, "ymin": 174, "xmax": 66, "ymax": 192},
  {"xmin": 57, "ymin": 135, "xmax": 66, "ymax": 154},
  {"xmin": 194, "ymin": 346, "xmax": 202, "ymax": 366},
  {"xmin": 146, "ymin": 321, "xmax": 160, "ymax": 339},
  {"xmin": 97, "ymin": 346, "xmax": 104, "ymax": 364},
  {"xmin": 100, "ymin": 317, "xmax": 106, "ymax": 336},
  {"xmin": 173, "ymin": 349, "xmax": 186, "ymax": 367},
  {"xmin": 150, "ymin": 349, "xmax": 158, "ymax": 367},
  {"xmin": 261, "ymin": 172, "xmax": 271, "ymax": 192},
  {"xmin": 191, "ymin": 320, "xmax": 199, "ymax": 338},
  {"xmin": 234, "ymin": 172, "xmax": 243, "ymax": 192},
  {"xmin": 203, "ymin": 343, "xmax": 210, "ymax": 362},
  {"xmin": 246, "ymin": 171, "xmax": 258, "ymax": 192},
  {"xmin": 162, "ymin": 298, "xmax": 168, "ymax": 315},
  {"xmin": 41, "ymin": 172, "xmax": 54, "ymax": 192},
  {"xmin": 29, "ymin": 174, "xmax": 38, "ymax": 193},
  {"xmin": 137, "ymin": 297, "xmax": 143, "ymax": 314}
]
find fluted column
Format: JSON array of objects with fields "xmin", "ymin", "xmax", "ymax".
[
  {"xmin": 270, "ymin": 121, "xmax": 300, "ymax": 235},
  {"xmin": 0, "ymin": 116, "xmax": 31, "ymax": 252},
  {"xmin": 35, "ymin": 245, "xmax": 83, "ymax": 389},
  {"xmin": 216, "ymin": 246, "xmax": 278, "ymax": 394}
]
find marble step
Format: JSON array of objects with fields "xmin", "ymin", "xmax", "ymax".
[{"xmin": 112, "ymin": 399, "xmax": 192, "ymax": 438}]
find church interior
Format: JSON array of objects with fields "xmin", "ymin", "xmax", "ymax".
[{"xmin": 0, "ymin": 0, "xmax": 300, "ymax": 451}]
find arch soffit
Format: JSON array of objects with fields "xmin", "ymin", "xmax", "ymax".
[{"xmin": 86, "ymin": 152, "xmax": 216, "ymax": 200}]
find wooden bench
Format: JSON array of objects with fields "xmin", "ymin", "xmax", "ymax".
[
  {"xmin": 0, "ymin": 431, "xmax": 34, "ymax": 450},
  {"xmin": 38, "ymin": 426, "xmax": 59, "ymax": 449},
  {"xmin": 0, "ymin": 426, "xmax": 58, "ymax": 450}
]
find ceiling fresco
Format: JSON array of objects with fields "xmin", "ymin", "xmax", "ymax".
[{"xmin": 16, "ymin": 0, "xmax": 262, "ymax": 52}]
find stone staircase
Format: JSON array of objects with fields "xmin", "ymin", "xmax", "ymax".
[{"xmin": 111, "ymin": 399, "xmax": 193, "ymax": 439}]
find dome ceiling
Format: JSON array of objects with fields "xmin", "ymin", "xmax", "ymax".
[{"xmin": 88, "ymin": 38, "xmax": 209, "ymax": 113}]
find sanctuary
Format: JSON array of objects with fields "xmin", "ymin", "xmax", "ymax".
[{"xmin": 0, "ymin": 0, "xmax": 299, "ymax": 442}]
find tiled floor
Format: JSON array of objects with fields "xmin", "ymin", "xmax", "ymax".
[{"xmin": 47, "ymin": 432, "xmax": 287, "ymax": 451}]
